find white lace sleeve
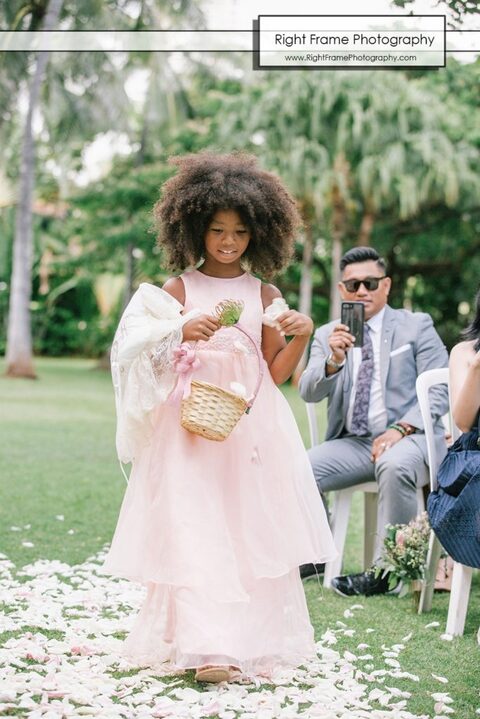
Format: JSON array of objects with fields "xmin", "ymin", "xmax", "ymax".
[{"xmin": 111, "ymin": 282, "xmax": 200, "ymax": 465}]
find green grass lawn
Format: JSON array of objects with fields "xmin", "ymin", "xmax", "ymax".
[{"xmin": 1, "ymin": 357, "xmax": 479, "ymax": 718}]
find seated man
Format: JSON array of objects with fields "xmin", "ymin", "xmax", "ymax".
[{"xmin": 299, "ymin": 246, "xmax": 449, "ymax": 596}]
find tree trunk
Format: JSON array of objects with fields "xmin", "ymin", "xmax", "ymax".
[
  {"xmin": 96, "ymin": 90, "xmax": 148, "ymax": 373},
  {"xmin": 5, "ymin": 0, "xmax": 64, "ymax": 378},
  {"xmin": 292, "ymin": 225, "xmax": 314, "ymax": 386},
  {"xmin": 329, "ymin": 185, "xmax": 346, "ymax": 321},
  {"xmin": 358, "ymin": 209, "xmax": 375, "ymax": 246}
]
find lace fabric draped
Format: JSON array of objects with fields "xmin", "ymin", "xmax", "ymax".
[{"xmin": 111, "ymin": 282, "xmax": 200, "ymax": 464}]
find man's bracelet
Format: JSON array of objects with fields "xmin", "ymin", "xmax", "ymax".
[{"xmin": 388, "ymin": 422, "xmax": 415, "ymax": 437}]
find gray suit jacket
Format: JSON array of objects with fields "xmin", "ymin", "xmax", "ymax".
[{"xmin": 299, "ymin": 305, "xmax": 449, "ymax": 463}]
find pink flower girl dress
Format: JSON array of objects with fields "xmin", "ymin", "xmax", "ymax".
[{"xmin": 104, "ymin": 269, "xmax": 337, "ymax": 675}]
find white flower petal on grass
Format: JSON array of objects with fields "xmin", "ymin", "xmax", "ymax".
[
  {"xmin": 365, "ymin": 628, "xmax": 375, "ymax": 633},
  {"xmin": 402, "ymin": 632, "xmax": 413, "ymax": 642},
  {"xmin": 0, "ymin": 548, "xmax": 449, "ymax": 719},
  {"xmin": 431, "ymin": 693, "xmax": 454, "ymax": 704},
  {"xmin": 368, "ymin": 688, "xmax": 386, "ymax": 701},
  {"xmin": 55, "ymin": 515, "xmax": 65, "ymax": 521},
  {"xmin": 432, "ymin": 674, "xmax": 449, "ymax": 684},
  {"xmin": 21, "ymin": 542, "xmax": 34, "ymax": 548},
  {"xmin": 388, "ymin": 671, "xmax": 420, "ymax": 682},
  {"xmin": 384, "ymin": 658, "xmax": 401, "ymax": 668},
  {"xmin": 67, "ymin": 529, "xmax": 75, "ymax": 535},
  {"xmin": 434, "ymin": 706, "xmax": 455, "ymax": 717},
  {"xmin": 385, "ymin": 686, "xmax": 411, "ymax": 699},
  {"xmin": 320, "ymin": 630, "xmax": 337, "ymax": 645},
  {"xmin": 425, "ymin": 621, "xmax": 440, "ymax": 629},
  {"xmin": 10, "ymin": 526, "xmax": 21, "ymax": 531},
  {"xmin": 0, "ymin": 691, "xmax": 17, "ymax": 702}
]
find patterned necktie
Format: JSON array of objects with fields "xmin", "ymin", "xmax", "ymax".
[{"xmin": 350, "ymin": 325, "xmax": 374, "ymax": 436}]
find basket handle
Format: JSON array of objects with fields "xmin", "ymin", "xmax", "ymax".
[
  {"xmin": 174, "ymin": 324, "xmax": 265, "ymax": 412},
  {"xmin": 233, "ymin": 322, "xmax": 264, "ymax": 411}
]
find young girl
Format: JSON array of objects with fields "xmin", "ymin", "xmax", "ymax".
[{"xmin": 104, "ymin": 152, "xmax": 336, "ymax": 683}]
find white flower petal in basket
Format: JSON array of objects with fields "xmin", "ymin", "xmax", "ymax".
[{"xmin": 229, "ymin": 382, "xmax": 247, "ymax": 398}]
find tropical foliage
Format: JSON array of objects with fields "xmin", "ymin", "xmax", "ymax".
[{"xmin": 1, "ymin": 2, "xmax": 480, "ymax": 367}]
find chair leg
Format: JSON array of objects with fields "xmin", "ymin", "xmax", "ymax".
[
  {"xmin": 418, "ymin": 531, "xmax": 442, "ymax": 614},
  {"xmin": 324, "ymin": 491, "xmax": 352, "ymax": 588},
  {"xmin": 363, "ymin": 492, "xmax": 377, "ymax": 570},
  {"xmin": 416, "ymin": 486, "xmax": 426, "ymax": 512},
  {"xmin": 446, "ymin": 563, "xmax": 473, "ymax": 636}
]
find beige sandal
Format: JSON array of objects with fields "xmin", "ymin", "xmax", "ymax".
[{"xmin": 194, "ymin": 665, "xmax": 234, "ymax": 683}]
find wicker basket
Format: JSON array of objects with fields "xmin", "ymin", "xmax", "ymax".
[{"xmin": 180, "ymin": 324, "xmax": 263, "ymax": 441}]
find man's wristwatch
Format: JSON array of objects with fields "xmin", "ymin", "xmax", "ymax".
[{"xmin": 325, "ymin": 353, "xmax": 345, "ymax": 371}]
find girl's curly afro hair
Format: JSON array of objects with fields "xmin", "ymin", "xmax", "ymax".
[{"xmin": 154, "ymin": 152, "xmax": 301, "ymax": 279}]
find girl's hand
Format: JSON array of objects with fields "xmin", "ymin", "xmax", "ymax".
[
  {"xmin": 276, "ymin": 310, "xmax": 314, "ymax": 338},
  {"xmin": 182, "ymin": 314, "xmax": 220, "ymax": 342}
]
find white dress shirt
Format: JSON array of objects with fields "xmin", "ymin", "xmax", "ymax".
[{"xmin": 346, "ymin": 307, "xmax": 387, "ymax": 436}]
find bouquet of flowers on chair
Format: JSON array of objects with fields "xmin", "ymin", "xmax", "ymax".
[{"xmin": 376, "ymin": 512, "xmax": 430, "ymax": 603}]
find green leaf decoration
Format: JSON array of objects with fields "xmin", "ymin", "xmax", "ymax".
[{"xmin": 215, "ymin": 299, "xmax": 244, "ymax": 326}]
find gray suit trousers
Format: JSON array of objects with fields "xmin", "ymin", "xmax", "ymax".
[{"xmin": 308, "ymin": 434, "xmax": 429, "ymax": 564}]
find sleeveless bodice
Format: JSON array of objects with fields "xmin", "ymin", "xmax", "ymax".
[{"xmin": 181, "ymin": 270, "xmax": 263, "ymax": 355}]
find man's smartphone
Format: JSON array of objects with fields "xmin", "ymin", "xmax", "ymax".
[{"xmin": 341, "ymin": 301, "xmax": 365, "ymax": 347}]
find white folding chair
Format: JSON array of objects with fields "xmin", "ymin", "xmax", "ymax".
[
  {"xmin": 306, "ymin": 403, "xmax": 425, "ymax": 588},
  {"xmin": 416, "ymin": 368, "xmax": 474, "ymax": 635}
]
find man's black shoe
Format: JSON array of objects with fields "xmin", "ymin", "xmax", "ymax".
[
  {"xmin": 299, "ymin": 563, "xmax": 325, "ymax": 580},
  {"xmin": 330, "ymin": 569, "xmax": 402, "ymax": 597}
]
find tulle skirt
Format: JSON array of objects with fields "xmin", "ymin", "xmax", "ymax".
[{"xmin": 104, "ymin": 350, "xmax": 337, "ymax": 673}]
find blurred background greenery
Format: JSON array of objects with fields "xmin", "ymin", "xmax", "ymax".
[{"xmin": 1, "ymin": 1, "xmax": 479, "ymax": 375}]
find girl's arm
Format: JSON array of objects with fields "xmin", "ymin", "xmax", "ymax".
[
  {"xmin": 163, "ymin": 276, "xmax": 185, "ymax": 305},
  {"xmin": 261, "ymin": 284, "xmax": 313, "ymax": 385},
  {"xmin": 450, "ymin": 340, "xmax": 480, "ymax": 433},
  {"xmin": 162, "ymin": 277, "xmax": 220, "ymax": 341}
]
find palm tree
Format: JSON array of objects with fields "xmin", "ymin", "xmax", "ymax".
[
  {"xmin": 5, "ymin": 0, "xmax": 63, "ymax": 377},
  {"xmin": 4, "ymin": 0, "xmax": 207, "ymax": 375},
  {"xmin": 217, "ymin": 70, "xmax": 478, "ymax": 329},
  {"xmin": 119, "ymin": 0, "xmax": 206, "ymax": 306}
]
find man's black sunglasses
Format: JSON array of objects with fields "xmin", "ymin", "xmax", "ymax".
[{"xmin": 341, "ymin": 276, "xmax": 386, "ymax": 293}]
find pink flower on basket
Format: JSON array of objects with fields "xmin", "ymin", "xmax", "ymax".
[
  {"xmin": 396, "ymin": 530, "xmax": 406, "ymax": 547},
  {"xmin": 173, "ymin": 343, "xmax": 199, "ymax": 372},
  {"xmin": 168, "ymin": 343, "xmax": 201, "ymax": 404}
]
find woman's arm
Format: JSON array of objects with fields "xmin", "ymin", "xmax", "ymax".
[
  {"xmin": 450, "ymin": 340, "xmax": 480, "ymax": 433},
  {"xmin": 261, "ymin": 284, "xmax": 313, "ymax": 385}
]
